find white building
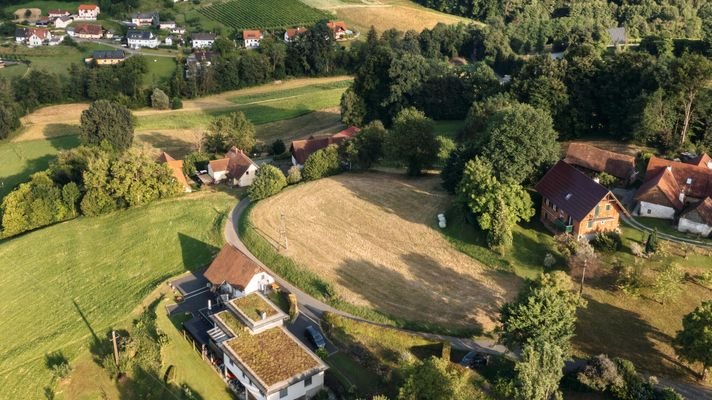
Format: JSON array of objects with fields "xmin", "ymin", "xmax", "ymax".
[
  {"xmin": 226, "ymin": 148, "xmax": 259, "ymax": 187},
  {"xmin": 207, "ymin": 157, "xmax": 229, "ymax": 183},
  {"xmin": 54, "ymin": 16, "xmax": 73, "ymax": 29},
  {"xmin": 76, "ymin": 4, "xmax": 100, "ymax": 20},
  {"xmin": 131, "ymin": 11, "xmax": 159, "ymax": 27},
  {"xmin": 635, "ymin": 167, "xmax": 683, "ymax": 220},
  {"xmin": 284, "ymin": 27, "xmax": 307, "ymax": 42},
  {"xmin": 164, "ymin": 36, "xmax": 174, "ymax": 46},
  {"xmin": 204, "ymin": 244, "xmax": 275, "ymax": 298},
  {"xmin": 191, "ymin": 32, "xmax": 216, "ymax": 49},
  {"xmin": 243, "ymin": 29, "xmax": 263, "ymax": 49},
  {"xmin": 208, "ymin": 292, "xmax": 328, "ymax": 400},
  {"xmin": 127, "ymin": 29, "xmax": 159, "ymax": 48},
  {"xmin": 678, "ymin": 197, "xmax": 712, "ymax": 236},
  {"xmin": 15, "ymin": 28, "xmax": 51, "ymax": 47},
  {"xmin": 159, "ymin": 21, "xmax": 176, "ymax": 30}
]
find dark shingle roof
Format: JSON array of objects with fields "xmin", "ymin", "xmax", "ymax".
[
  {"xmin": 92, "ymin": 50, "xmax": 127, "ymax": 60},
  {"xmin": 127, "ymin": 29, "xmax": 154, "ymax": 40}
]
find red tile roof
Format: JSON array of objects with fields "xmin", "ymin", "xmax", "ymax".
[
  {"xmin": 536, "ymin": 160, "xmax": 626, "ymax": 221},
  {"xmin": 285, "ymin": 27, "xmax": 307, "ymax": 39},
  {"xmin": 78, "ymin": 4, "xmax": 98, "ymax": 10},
  {"xmin": 226, "ymin": 148, "xmax": 257, "ymax": 180},
  {"xmin": 563, "ymin": 143, "xmax": 636, "ymax": 180},
  {"xmin": 156, "ymin": 151, "xmax": 176, "ymax": 163},
  {"xmin": 634, "ymin": 167, "xmax": 684, "ymax": 210},
  {"xmin": 243, "ymin": 30, "xmax": 262, "ymax": 40},
  {"xmin": 209, "ymin": 157, "xmax": 230, "ymax": 173},
  {"xmin": 327, "ymin": 21, "xmax": 347, "ymax": 33},
  {"xmin": 690, "ymin": 153, "xmax": 712, "ymax": 169},
  {"xmin": 645, "ymin": 156, "xmax": 712, "ymax": 199},
  {"xmin": 204, "ymin": 245, "xmax": 265, "ymax": 290},
  {"xmin": 75, "ymin": 24, "xmax": 102, "ymax": 35},
  {"xmin": 681, "ymin": 197, "xmax": 712, "ymax": 226},
  {"xmin": 48, "ymin": 9, "xmax": 69, "ymax": 16},
  {"xmin": 27, "ymin": 28, "xmax": 50, "ymax": 39},
  {"xmin": 290, "ymin": 127, "xmax": 359, "ymax": 165}
]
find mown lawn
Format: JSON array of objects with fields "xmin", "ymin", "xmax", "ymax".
[
  {"xmin": 3, "ymin": 0, "xmax": 80, "ymax": 14},
  {"xmin": 0, "ymin": 191, "xmax": 236, "ymax": 400},
  {"xmin": 142, "ymin": 56, "xmax": 178, "ymax": 87},
  {"xmin": 0, "ymin": 43, "xmax": 116, "ymax": 78},
  {"xmin": 0, "ymin": 136, "xmax": 80, "ymax": 202}
]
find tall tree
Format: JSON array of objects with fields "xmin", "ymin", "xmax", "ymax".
[
  {"xmin": 397, "ymin": 356, "xmax": 484, "ymax": 400},
  {"xmin": 203, "ymin": 111, "xmax": 256, "ymax": 154},
  {"xmin": 385, "ymin": 108, "xmax": 438, "ymax": 175},
  {"xmin": 79, "ymin": 100, "xmax": 134, "ymax": 152},
  {"xmin": 514, "ymin": 340, "xmax": 566, "ymax": 400},
  {"xmin": 666, "ymin": 53, "xmax": 712, "ymax": 145},
  {"xmin": 673, "ymin": 301, "xmax": 712, "ymax": 381},
  {"xmin": 248, "ymin": 164, "xmax": 287, "ymax": 201}
]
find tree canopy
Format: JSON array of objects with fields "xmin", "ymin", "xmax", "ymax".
[
  {"xmin": 202, "ymin": 111, "xmax": 256, "ymax": 155},
  {"xmin": 673, "ymin": 301, "xmax": 712, "ymax": 380},
  {"xmin": 248, "ymin": 165, "xmax": 287, "ymax": 201},
  {"xmin": 397, "ymin": 356, "xmax": 484, "ymax": 400},
  {"xmin": 79, "ymin": 100, "xmax": 134, "ymax": 152},
  {"xmin": 386, "ymin": 108, "xmax": 439, "ymax": 176}
]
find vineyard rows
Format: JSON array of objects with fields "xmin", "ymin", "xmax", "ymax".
[{"xmin": 198, "ymin": 0, "xmax": 332, "ymax": 30}]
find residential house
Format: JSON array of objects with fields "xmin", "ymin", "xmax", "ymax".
[
  {"xmin": 678, "ymin": 197, "xmax": 712, "ymax": 236},
  {"xmin": 127, "ymin": 29, "xmax": 159, "ymax": 48},
  {"xmin": 76, "ymin": 4, "xmax": 100, "ymax": 20},
  {"xmin": 47, "ymin": 36, "xmax": 64, "ymax": 46},
  {"xmin": 606, "ymin": 27, "xmax": 626, "ymax": 47},
  {"xmin": 164, "ymin": 36, "xmax": 174, "ymax": 46},
  {"xmin": 157, "ymin": 152, "xmax": 192, "ymax": 192},
  {"xmin": 48, "ymin": 9, "xmax": 70, "ymax": 18},
  {"xmin": 208, "ymin": 157, "xmax": 230, "ymax": 183},
  {"xmin": 191, "ymin": 32, "xmax": 216, "ymax": 49},
  {"xmin": 536, "ymin": 160, "xmax": 629, "ymax": 237},
  {"xmin": 204, "ymin": 244, "xmax": 274, "ymax": 298},
  {"xmin": 16, "ymin": 28, "xmax": 52, "ymax": 47},
  {"xmin": 66, "ymin": 27, "xmax": 75, "ymax": 37},
  {"xmin": 185, "ymin": 50, "xmax": 215, "ymax": 78},
  {"xmin": 159, "ymin": 21, "xmax": 176, "ymax": 30},
  {"xmin": 170, "ymin": 26, "xmax": 186, "ymax": 35},
  {"xmin": 53, "ymin": 15, "xmax": 73, "ymax": 29},
  {"xmin": 104, "ymin": 29, "xmax": 115, "ymax": 39},
  {"xmin": 326, "ymin": 21, "xmax": 349, "ymax": 40},
  {"xmin": 208, "ymin": 292, "xmax": 328, "ymax": 400},
  {"xmin": 131, "ymin": 11, "xmax": 159, "ymax": 27},
  {"xmin": 88, "ymin": 50, "xmax": 128, "ymax": 65},
  {"xmin": 74, "ymin": 24, "xmax": 102, "ymax": 39},
  {"xmin": 635, "ymin": 166, "xmax": 683, "ymax": 219},
  {"xmin": 687, "ymin": 153, "xmax": 712, "ymax": 169},
  {"xmin": 289, "ymin": 126, "xmax": 359, "ymax": 168},
  {"xmin": 284, "ymin": 27, "xmax": 307, "ymax": 42},
  {"xmin": 563, "ymin": 143, "xmax": 637, "ymax": 183},
  {"xmin": 226, "ymin": 147, "xmax": 259, "ymax": 187},
  {"xmin": 35, "ymin": 18, "xmax": 51, "ymax": 27},
  {"xmin": 243, "ymin": 30, "xmax": 262, "ymax": 49}
]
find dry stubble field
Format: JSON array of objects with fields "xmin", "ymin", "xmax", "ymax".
[{"xmin": 250, "ymin": 172, "xmax": 521, "ymax": 331}]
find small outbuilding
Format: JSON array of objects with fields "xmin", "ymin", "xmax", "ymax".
[
  {"xmin": 678, "ymin": 197, "xmax": 712, "ymax": 237},
  {"xmin": 204, "ymin": 244, "xmax": 275, "ymax": 298}
]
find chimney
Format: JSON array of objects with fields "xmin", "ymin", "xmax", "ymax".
[
  {"xmin": 667, "ymin": 166, "xmax": 672, "ymax": 172},
  {"xmin": 260, "ymin": 310, "xmax": 266, "ymax": 320}
]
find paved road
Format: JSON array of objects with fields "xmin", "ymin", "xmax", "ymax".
[{"xmin": 223, "ymin": 198, "xmax": 511, "ymax": 356}]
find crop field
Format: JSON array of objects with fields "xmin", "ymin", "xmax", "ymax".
[
  {"xmin": 0, "ymin": 191, "xmax": 235, "ymax": 399},
  {"xmin": 198, "ymin": 0, "xmax": 332, "ymax": 30},
  {"xmin": 250, "ymin": 172, "xmax": 522, "ymax": 331}
]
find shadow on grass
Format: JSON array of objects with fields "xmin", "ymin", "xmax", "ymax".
[
  {"xmin": 178, "ymin": 232, "xmax": 220, "ymax": 272},
  {"xmin": 42, "ymin": 123, "xmax": 80, "ymax": 139},
  {"xmin": 135, "ymin": 131, "xmax": 195, "ymax": 157}
]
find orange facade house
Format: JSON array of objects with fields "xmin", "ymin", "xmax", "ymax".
[{"xmin": 536, "ymin": 161, "xmax": 629, "ymax": 237}]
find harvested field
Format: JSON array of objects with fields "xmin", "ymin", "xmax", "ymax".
[{"xmin": 250, "ymin": 173, "xmax": 521, "ymax": 331}]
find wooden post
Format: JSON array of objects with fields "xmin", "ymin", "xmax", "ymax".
[
  {"xmin": 202, "ymin": 344, "xmax": 206, "ymax": 360},
  {"xmin": 112, "ymin": 330, "xmax": 120, "ymax": 367}
]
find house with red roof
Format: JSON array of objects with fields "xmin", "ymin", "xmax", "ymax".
[
  {"xmin": 77, "ymin": 4, "xmax": 100, "ymax": 20},
  {"xmin": 48, "ymin": 9, "xmax": 70, "ymax": 18},
  {"xmin": 243, "ymin": 30, "xmax": 263, "ymax": 49},
  {"xmin": 563, "ymin": 143, "xmax": 638, "ymax": 183},
  {"xmin": 157, "ymin": 152, "xmax": 192, "ymax": 192},
  {"xmin": 289, "ymin": 126, "xmax": 359, "ymax": 168},
  {"xmin": 15, "ymin": 28, "xmax": 52, "ymax": 47},
  {"xmin": 284, "ymin": 27, "xmax": 307, "ymax": 42},
  {"xmin": 326, "ymin": 21, "xmax": 350, "ymax": 40},
  {"xmin": 207, "ymin": 148, "xmax": 259, "ymax": 186},
  {"xmin": 74, "ymin": 23, "xmax": 102, "ymax": 39},
  {"xmin": 536, "ymin": 161, "xmax": 628, "ymax": 237},
  {"xmin": 204, "ymin": 244, "xmax": 274, "ymax": 297},
  {"xmin": 678, "ymin": 197, "xmax": 712, "ymax": 236}
]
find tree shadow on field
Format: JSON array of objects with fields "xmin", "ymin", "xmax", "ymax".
[
  {"xmin": 178, "ymin": 232, "xmax": 220, "ymax": 272},
  {"xmin": 135, "ymin": 131, "xmax": 194, "ymax": 158},
  {"xmin": 334, "ymin": 252, "xmax": 520, "ymax": 335},
  {"xmin": 42, "ymin": 123, "xmax": 80, "ymax": 139},
  {"xmin": 117, "ymin": 365, "xmax": 209, "ymax": 400},
  {"xmin": 574, "ymin": 297, "xmax": 691, "ymax": 379}
]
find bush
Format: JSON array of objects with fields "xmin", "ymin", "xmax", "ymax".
[
  {"xmin": 271, "ymin": 139, "xmax": 286, "ymax": 155},
  {"xmin": 592, "ymin": 231, "xmax": 622, "ymax": 252},
  {"xmin": 286, "ymin": 165, "xmax": 302, "ymax": 184},
  {"xmin": 171, "ymin": 97, "xmax": 183, "ymax": 110},
  {"xmin": 577, "ymin": 354, "xmax": 623, "ymax": 392},
  {"xmin": 150, "ymin": 88, "xmax": 170, "ymax": 110},
  {"xmin": 80, "ymin": 100, "xmax": 134, "ymax": 152},
  {"xmin": 248, "ymin": 165, "xmax": 287, "ymax": 201},
  {"xmin": 303, "ymin": 145, "xmax": 341, "ymax": 181},
  {"xmin": 183, "ymin": 151, "xmax": 211, "ymax": 176}
]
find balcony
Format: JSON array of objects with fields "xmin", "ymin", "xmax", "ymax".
[{"xmin": 554, "ymin": 218, "xmax": 573, "ymax": 233}]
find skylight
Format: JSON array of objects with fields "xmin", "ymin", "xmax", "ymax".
[{"xmin": 565, "ymin": 193, "xmax": 573, "ymax": 200}]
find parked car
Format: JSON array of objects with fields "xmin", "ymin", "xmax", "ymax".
[
  {"xmin": 305, "ymin": 325, "xmax": 326, "ymax": 349},
  {"xmin": 459, "ymin": 351, "xmax": 489, "ymax": 369}
]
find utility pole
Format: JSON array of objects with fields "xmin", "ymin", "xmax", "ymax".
[
  {"xmin": 579, "ymin": 259, "xmax": 587, "ymax": 297},
  {"xmin": 279, "ymin": 211, "xmax": 288, "ymax": 251},
  {"xmin": 112, "ymin": 330, "xmax": 120, "ymax": 366}
]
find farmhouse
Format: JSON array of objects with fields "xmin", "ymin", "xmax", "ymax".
[
  {"xmin": 15, "ymin": 28, "xmax": 52, "ymax": 47},
  {"xmin": 53, "ymin": 16, "xmax": 73, "ymax": 29},
  {"xmin": 326, "ymin": 21, "xmax": 350, "ymax": 40},
  {"xmin": 226, "ymin": 148, "xmax": 259, "ymax": 187},
  {"xmin": 159, "ymin": 21, "xmax": 176, "ymax": 30},
  {"xmin": 208, "ymin": 293, "xmax": 328, "ymax": 400},
  {"xmin": 74, "ymin": 24, "xmax": 102, "ymax": 39},
  {"xmin": 536, "ymin": 160, "xmax": 628, "ymax": 238},
  {"xmin": 127, "ymin": 29, "xmax": 159, "ymax": 48},
  {"xmin": 284, "ymin": 27, "xmax": 307, "ymax": 42},
  {"xmin": 87, "ymin": 50, "xmax": 128, "ymax": 65},
  {"xmin": 35, "ymin": 18, "xmax": 51, "ymax": 27},
  {"xmin": 191, "ymin": 32, "xmax": 216, "ymax": 49},
  {"xmin": 48, "ymin": 9, "xmax": 70, "ymax": 18},
  {"xmin": 157, "ymin": 152, "xmax": 192, "ymax": 192},
  {"xmin": 678, "ymin": 197, "xmax": 712, "ymax": 236},
  {"xmin": 564, "ymin": 143, "xmax": 637, "ymax": 183},
  {"xmin": 77, "ymin": 4, "xmax": 100, "ymax": 20},
  {"xmin": 635, "ymin": 166, "xmax": 683, "ymax": 219},
  {"xmin": 131, "ymin": 11, "xmax": 159, "ymax": 27},
  {"xmin": 204, "ymin": 244, "xmax": 274, "ymax": 298},
  {"xmin": 208, "ymin": 158, "xmax": 230, "ymax": 183},
  {"xmin": 243, "ymin": 30, "xmax": 263, "ymax": 49},
  {"xmin": 289, "ymin": 126, "xmax": 359, "ymax": 168}
]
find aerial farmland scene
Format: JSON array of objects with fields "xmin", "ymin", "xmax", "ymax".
[{"xmin": 1, "ymin": 0, "xmax": 712, "ymax": 399}]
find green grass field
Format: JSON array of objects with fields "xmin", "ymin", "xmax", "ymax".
[
  {"xmin": 142, "ymin": 56, "xmax": 178, "ymax": 86},
  {"xmin": 0, "ymin": 191, "xmax": 235, "ymax": 399},
  {"xmin": 0, "ymin": 43, "xmax": 116, "ymax": 78},
  {"xmin": 197, "ymin": 0, "xmax": 331, "ymax": 30},
  {"xmin": 0, "ymin": 136, "xmax": 79, "ymax": 202},
  {"xmin": 3, "ymin": 1, "xmax": 80, "ymax": 14}
]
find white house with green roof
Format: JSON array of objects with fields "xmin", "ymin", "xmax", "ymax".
[{"xmin": 209, "ymin": 292, "xmax": 328, "ymax": 400}]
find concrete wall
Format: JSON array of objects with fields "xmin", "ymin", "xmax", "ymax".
[
  {"xmin": 639, "ymin": 201, "xmax": 675, "ymax": 220},
  {"xmin": 678, "ymin": 218, "xmax": 712, "ymax": 236}
]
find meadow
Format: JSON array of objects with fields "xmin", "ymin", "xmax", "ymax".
[
  {"xmin": 0, "ymin": 43, "xmax": 116, "ymax": 78},
  {"xmin": 198, "ymin": 0, "xmax": 331, "ymax": 30},
  {"xmin": 3, "ymin": 1, "xmax": 80, "ymax": 15},
  {"xmin": 0, "ymin": 190, "xmax": 235, "ymax": 399}
]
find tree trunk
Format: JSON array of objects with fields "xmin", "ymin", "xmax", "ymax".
[
  {"xmin": 702, "ymin": 365, "xmax": 708, "ymax": 382},
  {"xmin": 679, "ymin": 91, "xmax": 695, "ymax": 146}
]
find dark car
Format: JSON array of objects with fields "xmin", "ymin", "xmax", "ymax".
[
  {"xmin": 305, "ymin": 325, "xmax": 326, "ymax": 349},
  {"xmin": 459, "ymin": 351, "xmax": 490, "ymax": 369}
]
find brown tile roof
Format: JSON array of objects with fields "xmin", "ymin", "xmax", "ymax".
[
  {"xmin": 635, "ymin": 167, "xmax": 684, "ymax": 210},
  {"xmin": 156, "ymin": 151, "xmax": 176, "ymax": 163},
  {"xmin": 78, "ymin": 4, "xmax": 98, "ymax": 10},
  {"xmin": 681, "ymin": 197, "xmax": 712, "ymax": 225},
  {"xmin": 536, "ymin": 160, "xmax": 624, "ymax": 221},
  {"xmin": 204, "ymin": 245, "xmax": 265, "ymax": 290},
  {"xmin": 285, "ymin": 27, "xmax": 307, "ymax": 39},
  {"xmin": 289, "ymin": 127, "xmax": 359, "ymax": 165},
  {"xmin": 645, "ymin": 156, "xmax": 712, "ymax": 199},
  {"xmin": 690, "ymin": 153, "xmax": 712, "ymax": 169},
  {"xmin": 27, "ymin": 28, "xmax": 50, "ymax": 39},
  {"xmin": 48, "ymin": 9, "xmax": 69, "ymax": 15},
  {"xmin": 209, "ymin": 157, "xmax": 230, "ymax": 173},
  {"xmin": 75, "ymin": 24, "xmax": 102, "ymax": 35},
  {"xmin": 243, "ymin": 30, "xmax": 262, "ymax": 40},
  {"xmin": 563, "ymin": 143, "xmax": 636, "ymax": 180},
  {"xmin": 167, "ymin": 160, "xmax": 190, "ymax": 190},
  {"xmin": 327, "ymin": 21, "xmax": 347, "ymax": 33},
  {"xmin": 226, "ymin": 148, "xmax": 257, "ymax": 180}
]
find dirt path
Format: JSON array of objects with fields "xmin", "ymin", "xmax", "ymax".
[{"xmin": 14, "ymin": 76, "xmax": 351, "ymax": 142}]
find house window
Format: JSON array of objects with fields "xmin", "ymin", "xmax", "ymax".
[
  {"xmin": 647, "ymin": 209, "xmax": 652, "ymax": 215},
  {"xmin": 594, "ymin": 205, "xmax": 600, "ymax": 217},
  {"xmin": 280, "ymin": 388, "xmax": 289, "ymax": 398},
  {"xmin": 606, "ymin": 204, "xmax": 611, "ymax": 211},
  {"xmin": 544, "ymin": 212, "xmax": 549, "ymax": 221},
  {"xmin": 552, "ymin": 203, "xmax": 557, "ymax": 211},
  {"xmin": 305, "ymin": 376, "xmax": 313, "ymax": 386},
  {"xmin": 588, "ymin": 220, "xmax": 593, "ymax": 229}
]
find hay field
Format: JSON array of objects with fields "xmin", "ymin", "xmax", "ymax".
[{"xmin": 250, "ymin": 173, "xmax": 521, "ymax": 330}]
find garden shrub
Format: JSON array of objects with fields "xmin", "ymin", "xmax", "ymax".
[
  {"xmin": 286, "ymin": 166, "xmax": 302, "ymax": 185},
  {"xmin": 592, "ymin": 231, "xmax": 622, "ymax": 252},
  {"xmin": 150, "ymin": 88, "xmax": 170, "ymax": 110},
  {"xmin": 303, "ymin": 145, "xmax": 341, "ymax": 181},
  {"xmin": 271, "ymin": 139, "xmax": 286, "ymax": 155},
  {"xmin": 248, "ymin": 165, "xmax": 287, "ymax": 201},
  {"xmin": 171, "ymin": 97, "xmax": 183, "ymax": 110}
]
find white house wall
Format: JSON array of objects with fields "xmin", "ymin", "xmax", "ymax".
[
  {"xmin": 224, "ymin": 358, "xmax": 324, "ymax": 400},
  {"xmin": 244, "ymin": 272, "xmax": 274, "ymax": 294},
  {"xmin": 639, "ymin": 201, "xmax": 675, "ymax": 220},
  {"xmin": 208, "ymin": 165, "xmax": 227, "ymax": 182},
  {"xmin": 236, "ymin": 164, "xmax": 259, "ymax": 187},
  {"xmin": 678, "ymin": 218, "xmax": 712, "ymax": 236}
]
